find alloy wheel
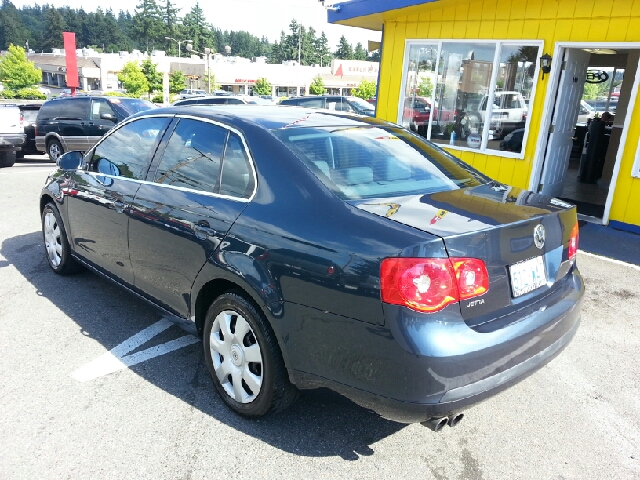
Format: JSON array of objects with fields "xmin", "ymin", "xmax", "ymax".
[
  {"xmin": 43, "ymin": 211, "xmax": 62, "ymax": 268},
  {"xmin": 209, "ymin": 310, "xmax": 264, "ymax": 403},
  {"xmin": 49, "ymin": 142, "xmax": 61, "ymax": 161}
]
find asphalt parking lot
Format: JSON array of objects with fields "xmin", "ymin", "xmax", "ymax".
[{"xmin": 1, "ymin": 156, "xmax": 639, "ymax": 479}]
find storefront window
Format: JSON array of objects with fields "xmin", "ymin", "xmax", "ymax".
[
  {"xmin": 400, "ymin": 41, "xmax": 541, "ymax": 157},
  {"xmin": 485, "ymin": 45, "xmax": 537, "ymax": 153},
  {"xmin": 401, "ymin": 44, "xmax": 438, "ymax": 137}
]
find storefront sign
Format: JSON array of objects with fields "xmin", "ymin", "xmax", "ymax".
[
  {"xmin": 235, "ymin": 79, "xmax": 256, "ymax": 83},
  {"xmin": 586, "ymin": 70, "xmax": 609, "ymax": 84},
  {"xmin": 331, "ymin": 60, "xmax": 379, "ymax": 76},
  {"xmin": 467, "ymin": 133, "xmax": 482, "ymax": 149}
]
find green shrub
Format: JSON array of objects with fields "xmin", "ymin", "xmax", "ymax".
[
  {"xmin": 0, "ymin": 89, "xmax": 16, "ymax": 99},
  {"xmin": 15, "ymin": 87, "xmax": 46, "ymax": 100},
  {"xmin": 151, "ymin": 93, "xmax": 164, "ymax": 104}
]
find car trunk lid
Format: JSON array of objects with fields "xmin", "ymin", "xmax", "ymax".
[{"xmin": 352, "ymin": 183, "xmax": 578, "ymax": 328}]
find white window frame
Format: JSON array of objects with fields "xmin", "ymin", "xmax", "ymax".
[
  {"xmin": 634, "ymin": 144, "xmax": 640, "ymax": 178},
  {"xmin": 398, "ymin": 39, "xmax": 543, "ymax": 160}
]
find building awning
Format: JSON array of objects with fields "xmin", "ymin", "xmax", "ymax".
[{"xmin": 328, "ymin": 0, "xmax": 439, "ymax": 30}]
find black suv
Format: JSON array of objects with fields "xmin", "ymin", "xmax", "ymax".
[
  {"xmin": 17, "ymin": 104, "xmax": 42, "ymax": 158},
  {"xmin": 35, "ymin": 96, "xmax": 156, "ymax": 161},
  {"xmin": 279, "ymin": 95, "xmax": 375, "ymax": 116}
]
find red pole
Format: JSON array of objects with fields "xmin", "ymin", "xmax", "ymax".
[{"xmin": 63, "ymin": 32, "xmax": 79, "ymax": 96}]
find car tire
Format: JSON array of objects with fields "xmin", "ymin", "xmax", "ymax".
[
  {"xmin": 41, "ymin": 202, "xmax": 84, "ymax": 275},
  {"xmin": 203, "ymin": 291, "xmax": 298, "ymax": 417},
  {"xmin": 47, "ymin": 139, "xmax": 63, "ymax": 163},
  {"xmin": 0, "ymin": 151, "xmax": 16, "ymax": 168}
]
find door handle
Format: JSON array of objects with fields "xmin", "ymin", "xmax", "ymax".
[
  {"xmin": 194, "ymin": 222, "xmax": 216, "ymax": 239},
  {"xmin": 113, "ymin": 200, "xmax": 126, "ymax": 214}
]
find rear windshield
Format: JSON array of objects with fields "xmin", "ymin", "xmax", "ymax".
[
  {"xmin": 22, "ymin": 109, "xmax": 40, "ymax": 123},
  {"xmin": 273, "ymin": 126, "xmax": 487, "ymax": 200},
  {"xmin": 108, "ymin": 98, "xmax": 156, "ymax": 117}
]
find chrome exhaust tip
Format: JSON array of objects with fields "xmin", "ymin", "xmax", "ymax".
[
  {"xmin": 448, "ymin": 413, "xmax": 464, "ymax": 427},
  {"xmin": 421, "ymin": 416, "xmax": 449, "ymax": 432}
]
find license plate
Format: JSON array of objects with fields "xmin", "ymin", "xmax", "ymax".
[{"xmin": 509, "ymin": 256, "xmax": 546, "ymax": 297}]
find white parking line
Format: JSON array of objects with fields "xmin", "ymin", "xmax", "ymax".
[
  {"xmin": 578, "ymin": 250, "xmax": 640, "ymax": 272},
  {"xmin": 72, "ymin": 317, "xmax": 199, "ymax": 382}
]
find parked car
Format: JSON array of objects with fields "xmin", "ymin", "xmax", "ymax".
[
  {"xmin": 0, "ymin": 104, "xmax": 26, "ymax": 168},
  {"xmin": 584, "ymin": 97, "xmax": 618, "ymax": 113},
  {"xmin": 17, "ymin": 103, "xmax": 43, "ymax": 158},
  {"xmin": 576, "ymin": 100, "xmax": 596, "ymax": 124},
  {"xmin": 41, "ymin": 106, "xmax": 583, "ymax": 429},
  {"xmin": 499, "ymin": 128, "xmax": 525, "ymax": 153},
  {"xmin": 477, "ymin": 91, "xmax": 528, "ymax": 138},
  {"xmin": 35, "ymin": 96, "xmax": 156, "ymax": 161},
  {"xmin": 280, "ymin": 95, "xmax": 375, "ymax": 116},
  {"xmin": 402, "ymin": 96, "xmax": 432, "ymax": 132},
  {"xmin": 172, "ymin": 96, "xmax": 269, "ymax": 106},
  {"xmin": 178, "ymin": 88, "xmax": 207, "ymax": 100}
]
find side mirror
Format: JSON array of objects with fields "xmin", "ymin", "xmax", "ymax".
[
  {"xmin": 100, "ymin": 113, "xmax": 117, "ymax": 122},
  {"xmin": 57, "ymin": 151, "xmax": 84, "ymax": 170}
]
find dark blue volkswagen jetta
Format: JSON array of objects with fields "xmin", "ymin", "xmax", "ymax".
[{"xmin": 40, "ymin": 106, "xmax": 583, "ymax": 431}]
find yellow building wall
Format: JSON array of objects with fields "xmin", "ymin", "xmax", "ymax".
[{"xmin": 376, "ymin": 0, "xmax": 640, "ymax": 227}]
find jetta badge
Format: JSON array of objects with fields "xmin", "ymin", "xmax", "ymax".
[{"xmin": 533, "ymin": 224, "xmax": 546, "ymax": 249}]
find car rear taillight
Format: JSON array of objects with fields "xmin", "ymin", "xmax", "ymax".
[
  {"xmin": 450, "ymin": 258, "xmax": 490, "ymax": 300},
  {"xmin": 568, "ymin": 222, "xmax": 579, "ymax": 261},
  {"xmin": 20, "ymin": 112, "xmax": 24, "ymax": 127},
  {"xmin": 380, "ymin": 257, "xmax": 489, "ymax": 313}
]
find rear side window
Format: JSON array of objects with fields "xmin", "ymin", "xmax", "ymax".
[
  {"xmin": 37, "ymin": 101, "xmax": 58, "ymax": 121},
  {"xmin": 175, "ymin": 99, "xmax": 199, "ymax": 106},
  {"xmin": 199, "ymin": 98, "xmax": 227, "ymax": 105},
  {"xmin": 153, "ymin": 119, "xmax": 227, "ymax": 193},
  {"xmin": 59, "ymin": 98, "xmax": 90, "ymax": 119},
  {"xmin": 273, "ymin": 126, "xmax": 487, "ymax": 200},
  {"xmin": 220, "ymin": 133, "xmax": 254, "ymax": 199},
  {"xmin": 298, "ymin": 98, "xmax": 325, "ymax": 108},
  {"xmin": 226, "ymin": 98, "xmax": 244, "ymax": 105},
  {"xmin": 91, "ymin": 117, "xmax": 170, "ymax": 180}
]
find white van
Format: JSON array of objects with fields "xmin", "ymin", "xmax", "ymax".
[{"xmin": 477, "ymin": 91, "xmax": 527, "ymax": 138}]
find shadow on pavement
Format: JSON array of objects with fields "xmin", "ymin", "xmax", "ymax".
[
  {"xmin": 1, "ymin": 231, "xmax": 405, "ymax": 460},
  {"xmin": 578, "ymin": 221, "xmax": 640, "ymax": 266}
]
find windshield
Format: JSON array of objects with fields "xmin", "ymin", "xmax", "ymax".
[
  {"xmin": 273, "ymin": 126, "xmax": 487, "ymax": 200},
  {"xmin": 109, "ymin": 98, "xmax": 156, "ymax": 117},
  {"xmin": 347, "ymin": 96, "xmax": 375, "ymax": 109}
]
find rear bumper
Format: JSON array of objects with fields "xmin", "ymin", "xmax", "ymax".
[
  {"xmin": 289, "ymin": 267, "xmax": 584, "ymax": 423},
  {"xmin": 0, "ymin": 134, "xmax": 26, "ymax": 150}
]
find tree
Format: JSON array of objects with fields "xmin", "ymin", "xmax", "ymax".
[
  {"xmin": 117, "ymin": 61, "xmax": 148, "ymax": 97},
  {"xmin": 309, "ymin": 75, "xmax": 326, "ymax": 95},
  {"xmin": 133, "ymin": 0, "xmax": 162, "ymax": 52},
  {"xmin": 0, "ymin": 0, "xmax": 29, "ymax": 50},
  {"xmin": 334, "ymin": 35, "xmax": 353, "ymax": 60},
  {"xmin": 169, "ymin": 70, "xmax": 185, "ymax": 93},
  {"xmin": 315, "ymin": 32, "xmax": 331, "ymax": 67},
  {"xmin": 417, "ymin": 76, "xmax": 433, "ymax": 97},
  {"xmin": 161, "ymin": 0, "xmax": 180, "ymax": 55},
  {"xmin": 41, "ymin": 6, "xmax": 66, "ymax": 52},
  {"xmin": 253, "ymin": 77, "xmax": 271, "ymax": 96},
  {"xmin": 0, "ymin": 44, "xmax": 41, "ymax": 89},
  {"xmin": 353, "ymin": 42, "xmax": 367, "ymax": 61},
  {"xmin": 353, "ymin": 79, "xmax": 376, "ymax": 100},
  {"xmin": 140, "ymin": 57, "xmax": 162, "ymax": 97},
  {"xmin": 368, "ymin": 50, "xmax": 381, "ymax": 62}
]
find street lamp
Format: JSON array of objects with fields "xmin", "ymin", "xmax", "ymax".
[
  {"xmin": 165, "ymin": 37, "xmax": 192, "ymax": 58},
  {"xmin": 186, "ymin": 43, "xmax": 213, "ymax": 94}
]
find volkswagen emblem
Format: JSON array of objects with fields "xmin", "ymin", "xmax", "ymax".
[{"xmin": 533, "ymin": 224, "xmax": 546, "ymax": 249}]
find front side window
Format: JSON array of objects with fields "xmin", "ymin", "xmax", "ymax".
[
  {"xmin": 91, "ymin": 98, "xmax": 116, "ymax": 120},
  {"xmin": 400, "ymin": 41, "xmax": 540, "ymax": 156},
  {"xmin": 273, "ymin": 126, "xmax": 487, "ymax": 200},
  {"xmin": 153, "ymin": 119, "xmax": 227, "ymax": 193},
  {"xmin": 91, "ymin": 117, "xmax": 170, "ymax": 180}
]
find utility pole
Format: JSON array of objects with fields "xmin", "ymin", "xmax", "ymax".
[{"xmin": 298, "ymin": 25, "xmax": 301, "ymax": 65}]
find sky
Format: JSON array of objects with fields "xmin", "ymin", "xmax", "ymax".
[{"xmin": 11, "ymin": 0, "xmax": 381, "ymax": 50}]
